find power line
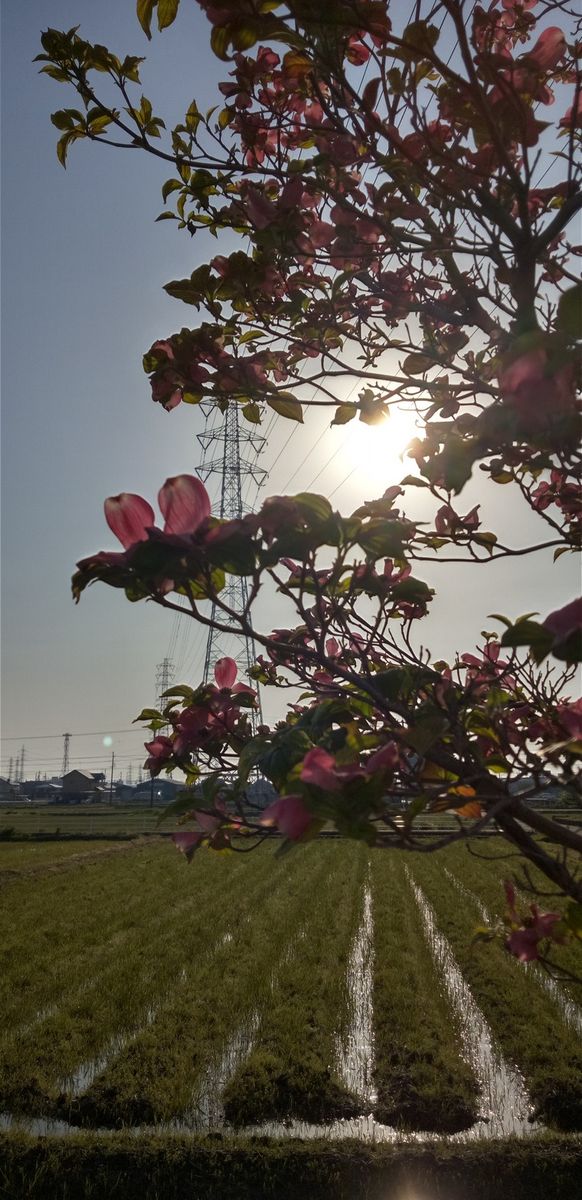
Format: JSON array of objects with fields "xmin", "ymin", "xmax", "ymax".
[{"xmin": 0, "ymin": 727, "xmax": 145, "ymax": 741}]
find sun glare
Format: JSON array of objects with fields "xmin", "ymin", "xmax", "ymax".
[{"xmin": 344, "ymin": 406, "xmax": 419, "ymax": 492}]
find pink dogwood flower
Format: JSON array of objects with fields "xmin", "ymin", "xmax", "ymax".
[
  {"xmin": 214, "ymin": 657, "xmax": 238, "ymax": 689},
  {"xmin": 504, "ymin": 880, "xmax": 562, "ymax": 962},
  {"xmin": 173, "ymin": 832, "xmax": 203, "ymax": 862},
  {"xmin": 104, "ymin": 494, "xmax": 155, "ymax": 549},
  {"xmin": 527, "ymin": 27, "xmax": 567, "ymax": 70},
  {"xmin": 260, "ymin": 794, "xmax": 312, "ymax": 839},
  {"xmin": 104, "ymin": 475, "xmax": 212, "ymax": 551},
  {"xmin": 144, "ymin": 735, "xmax": 174, "ymax": 776}
]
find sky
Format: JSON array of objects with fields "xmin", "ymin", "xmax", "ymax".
[{"xmin": 1, "ymin": 1, "xmax": 579, "ymax": 783}]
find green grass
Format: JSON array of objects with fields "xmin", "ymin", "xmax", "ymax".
[
  {"xmin": 1, "ymin": 843, "xmax": 296, "ymax": 1119},
  {"xmin": 222, "ymin": 842, "xmax": 367, "ymax": 1125},
  {"xmin": 410, "ymin": 851, "xmax": 582, "ymax": 1131},
  {"xmin": 0, "ymin": 804, "xmax": 165, "ymax": 837},
  {"xmin": 0, "ymin": 840, "xmax": 125, "ymax": 870},
  {"xmin": 370, "ymin": 853, "xmax": 479, "ymax": 1132},
  {"xmin": 0, "ymin": 1131, "xmax": 581, "ymax": 1200},
  {"xmin": 2, "ymin": 836, "xmax": 581, "ymax": 1142},
  {"xmin": 70, "ymin": 843, "xmax": 334, "ymax": 1127},
  {"xmin": 444, "ymin": 840, "xmax": 582, "ymax": 1002}
]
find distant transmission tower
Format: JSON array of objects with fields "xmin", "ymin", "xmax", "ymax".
[
  {"xmin": 155, "ymin": 657, "xmax": 175, "ymax": 710},
  {"xmin": 197, "ymin": 403, "xmax": 266, "ymax": 726},
  {"xmin": 62, "ymin": 733, "xmax": 71, "ymax": 777}
]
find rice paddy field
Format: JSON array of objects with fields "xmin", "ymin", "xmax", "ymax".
[{"xmin": 1, "ymin": 834, "xmax": 581, "ymax": 1199}]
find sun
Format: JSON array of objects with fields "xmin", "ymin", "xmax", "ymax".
[{"xmin": 344, "ymin": 405, "xmax": 420, "ymax": 491}]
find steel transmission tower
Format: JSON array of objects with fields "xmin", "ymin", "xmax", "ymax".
[
  {"xmin": 197, "ymin": 403, "xmax": 266, "ymax": 725},
  {"xmin": 155, "ymin": 657, "xmax": 175, "ymax": 710}
]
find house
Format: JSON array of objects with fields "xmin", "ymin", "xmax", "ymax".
[
  {"xmin": 0, "ymin": 778, "xmax": 29, "ymax": 803},
  {"xmin": 28, "ymin": 782, "xmax": 63, "ymax": 803},
  {"xmin": 61, "ymin": 770, "xmax": 100, "ymax": 801}
]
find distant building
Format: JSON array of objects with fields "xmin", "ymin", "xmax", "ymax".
[
  {"xmin": 61, "ymin": 770, "xmax": 100, "ymax": 801},
  {"xmin": 28, "ymin": 782, "xmax": 63, "ymax": 803},
  {"xmin": 244, "ymin": 778, "xmax": 277, "ymax": 809},
  {"xmin": 0, "ymin": 778, "xmax": 28, "ymax": 802},
  {"xmin": 131, "ymin": 779, "xmax": 181, "ymax": 804}
]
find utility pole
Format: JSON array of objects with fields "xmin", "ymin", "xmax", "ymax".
[
  {"xmin": 109, "ymin": 752, "xmax": 115, "ymax": 805},
  {"xmin": 62, "ymin": 732, "xmax": 71, "ymax": 778}
]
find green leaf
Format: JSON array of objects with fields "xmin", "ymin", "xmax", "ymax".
[
  {"xmin": 406, "ymin": 713, "xmax": 449, "ymax": 754},
  {"xmin": 564, "ymin": 902, "xmax": 582, "ymax": 937},
  {"xmin": 405, "ymin": 795, "xmax": 428, "ymax": 821},
  {"xmin": 556, "ymin": 282, "xmax": 582, "ymax": 338},
  {"xmin": 391, "ymin": 577, "xmax": 433, "ymax": 605},
  {"xmin": 371, "ymin": 668, "xmax": 412, "ymax": 700},
  {"xmin": 332, "ymin": 403, "xmax": 357, "ymax": 426},
  {"xmin": 358, "ymin": 518, "xmax": 407, "ymax": 559},
  {"xmin": 402, "ymin": 352, "xmax": 435, "ymax": 375},
  {"xmin": 218, "ymin": 107, "xmax": 233, "ymax": 130},
  {"xmin": 210, "ymin": 24, "xmax": 232, "ymax": 59},
  {"xmin": 51, "ymin": 110, "xmax": 75, "ymax": 131},
  {"xmin": 242, "ymin": 401, "xmax": 262, "ymax": 423},
  {"xmin": 134, "ymin": 708, "xmax": 163, "ymax": 722},
  {"xmin": 136, "ymin": 0, "xmax": 155, "ymax": 39},
  {"xmin": 162, "ymin": 177, "xmax": 182, "ymax": 202},
  {"xmin": 293, "ymin": 493, "xmax": 333, "ymax": 523},
  {"xmin": 400, "ymin": 474, "xmax": 428, "ymax": 487},
  {"xmin": 238, "ymin": 735, "xmax": 272, "ymax": 786},
  {"xmin": 472, "ymin": 531, "xmax": 497, "ymax": 553},
  {"xmin": 401, "ymin": 20, "xmax": 440, "ymax": 59},
  {"xmin": 157, "ymin": 0, "xmax": 181, "ymax": 32},
  {"xmin": 162, "ymin": 684, "xmax": 195, "ymax": 701},
  {"xmin": 267, "ymin": 394, "xmax": 304, "ymax": 422},
  {"xmin": 500, "ymin": 619, "xmax": 553, "ymax": 662}
]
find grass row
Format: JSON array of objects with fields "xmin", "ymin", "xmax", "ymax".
[
  {"xmin": 370, "ymin": 853, "xmax": 479, "ymax": 1132},
  {"xmin": 0, "ymin": 845, "xmax": 280, "ymax": 1115},
  {"xmin": 71, "ymin": 843, "xmax": 338, "ymax": 1127},
  {"xmin": 446, "ymin": 842, "xmax": 582, "ymax": 1002},
  {"xmin": 0, "ymin": 841, "xmax": 250, "ymax": 1029},
  {"xmin": 0, "ymin": 1131, "xmax": 581, "ymax": 1200},
  {"xmin": 410, "ymin": 852, "xmax": 582, "ymax": 1131},
  {"xmin": 0, "ymin": 806, "xmax": 164, "ymax": 837},
  {"xmin": 222, "ymin": 843, "xmax": 368, "ymax": 1126},
  {"xmin": 0, "ymin": 840, "xmax": 125, "ymax": 870}
]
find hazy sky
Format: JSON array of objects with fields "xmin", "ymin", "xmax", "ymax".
[{"xmin": 1, "ymin": 1, "xmax": 579, "ymax": 782}]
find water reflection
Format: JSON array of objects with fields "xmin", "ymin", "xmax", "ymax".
[
  {"xmin": 406, "ymin": 869, "xmax": 534, "ymax": 1138},
  {"xmin": 337, "ymin": 882, "xmax": 376, "ymax": 1105}
]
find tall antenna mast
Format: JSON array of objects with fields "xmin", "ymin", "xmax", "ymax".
[{"xmin": 197, "ymin": 403, "xmax": 266, "ymax": 726}]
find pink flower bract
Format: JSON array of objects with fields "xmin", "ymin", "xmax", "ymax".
[
  {"xmin": 260, "ymin": 794, "xmax": 312, "ymax": 840},
  {"xmin": 214, "ymin": 657, "xmax": 238, "ymax": 689},
  {"xmin": 104, "ymin": 494, "xmax": 156, "ymax": 550},
  {"xmin": 158, "ymin": 475, "xmax": 211, "ymax": 535}
]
